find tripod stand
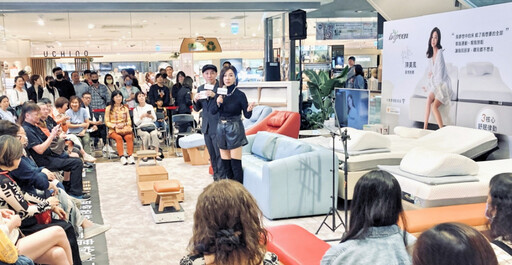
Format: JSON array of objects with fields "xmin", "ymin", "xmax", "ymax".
[{"xmin": 316, "ymin": 97, "xmax": 351, "ymax": 236}]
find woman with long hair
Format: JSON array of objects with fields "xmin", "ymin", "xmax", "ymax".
[
  {"xmin": 141, "ymin": 72, "xmax": 154, "ymax": 95},
  {"xmin": 7, "ymin": 76, "xmax": 29, "ymax": 113},
  {"xmin": 104, "ymin": 73, "xmax": 118, "ymax": 98},
  {"xmin": 322, "ymin": 170, "xmax": 415, "ymax": 265},
  {"xmin": 27, "ymin": 74, "xmax": 44, "ymax": 103},
  {"xmin": 172, "ymin": 71, "xmax": 186, "ymax": 104},
  {"xmin": 133, "ymin": 92, "xmax": 160, "ymax": 159},
  {"xmin": 413, "ymin": 222, "xmax": 498, "ymax": 265},
  {"xmin": 105, "ymin": 90, "xmax": 134, "ymax": 165},
  {"xmin": 181, "ymin": 180, "xmax": 278, "ymax": 265},
  {"xmin": 212, "ymin": 66, "xmax": 254, "ymax": 183},
  {"xmin": 486, "ymin": 173, "xmax": 512, "ymax": 264},
  {"xmin": 119, "ymin": 75, "xmax": 139, "ymax": 109},
  {"xmin": 423, "ymin": 27, "xmax": 452, "ymax": 129}
]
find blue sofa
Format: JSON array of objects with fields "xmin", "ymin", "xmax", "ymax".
[
  {"xmin": 242, "ymin": 105, "xmax": 273, "ymax": 129},
  {"xmin": 242, "ymin": 132, "xmax": 338, "ymax": 220}
]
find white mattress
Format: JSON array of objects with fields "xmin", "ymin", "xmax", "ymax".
[
  {"xmin": 458, "ymin": 66, "xmax": 512, "ymax": 103},
  {"xmin": 300, "ymin": 126, "xmax": 497, "ymax": 172},
  {"xmin": 381, "ymin": 159, "xmax": 512, "ymax": 208}
]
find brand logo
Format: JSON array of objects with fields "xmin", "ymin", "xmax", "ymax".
[{"xmin": 389, "ymin": 30, "xmax": 408, "ymax": 43}]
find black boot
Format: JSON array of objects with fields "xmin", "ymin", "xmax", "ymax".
[
  {"xmin": 231, "ymin": 159, "xmax": 243, "ymax": 184},
  {"xmin": 221, "ymin": 159, "xmax": 233, "ymax": 180}
]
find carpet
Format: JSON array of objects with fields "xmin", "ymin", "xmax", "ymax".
[
  {"xmin": 80, "ymin": 166, "xmax": 109, "ymax": 265},
  {"xmin": 96, "ymin": 157, "xmax": 347, "ymax": 265}
]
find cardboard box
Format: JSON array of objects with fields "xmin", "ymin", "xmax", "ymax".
[{"xmin": 136, "ymin": 165, "xmax": 168, "ymax": 182}]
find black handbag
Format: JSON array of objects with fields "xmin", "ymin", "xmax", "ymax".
[{"xmin": 140, "ymin": 124, "xmax": 156, "ymax": 132}]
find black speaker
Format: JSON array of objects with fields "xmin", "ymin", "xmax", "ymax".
[
  {"xmin": 289, "ymin": 9, "xmax": 307, "ymax": 40},
  {"xmin": 265, "ymin": 62, "xmax": 281, "ymax": 81}
]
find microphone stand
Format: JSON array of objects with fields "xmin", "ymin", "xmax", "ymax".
[{"xmin": 315, "ymin": 96, "xmax": 350, "ymax": 238}]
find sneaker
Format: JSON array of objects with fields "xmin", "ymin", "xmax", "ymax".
[
  {"xmin": 142, "ymin": 157, "xmax": 148, "ymax": 162},
  {"xmin": 103, "ymin": 144, "xmax": 117, "ymax": 154},
  {"xmin": 70, "ymin": 194, "xmax": 90, "ymax": 200},
  {"xmin": 120, "ymin": 156, "xmax": 128, "ymax": 165},
  {"xmin": 127, "ymin": 155, "xmax": 135, "ymax": 165},
  {"xmin": 83, "ymin": 223, "xmax": 111, "ymax": 239},
  {"xmin": 156, "ymin": 156, "xmax": 162, "ymax": 161},
  {"xmin": 83, "ymin": 153, "xmax": 96, "ymax": 163},
  {"xmin": 80, "ymin": 249, "xmax": 92, "ymax": 261}
]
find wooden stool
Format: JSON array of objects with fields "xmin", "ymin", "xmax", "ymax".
[
  {"xmin": 135, "ymin": 150, "xmax": 158, "ymax": 167},
  {"xmin": 154, "ymin": 180, "xmax": 182, "ymax": 212}
]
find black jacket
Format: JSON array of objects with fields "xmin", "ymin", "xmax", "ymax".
[
  {"xmin": 148, "ymin": 84, "xmax": 170, "ymax": 107},
  {"xmin": 176, "ymin": 86, "xmax": 192, "ymax": 114},
  {"xmin": 193, "ymin": 81, "xmax": 220, "ymax": 134},
  {"xmin": 27, "ymin": 85, "xmax": 43, "ymax": 103}
]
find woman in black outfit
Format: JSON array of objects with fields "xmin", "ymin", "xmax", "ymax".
[
  {"xmin": 212, "ymin": 66, "xmax": 254, "ymax": 183},
  {"xmin": 171, "ymin": 71, "xmax": 186, "ymax": 104}
]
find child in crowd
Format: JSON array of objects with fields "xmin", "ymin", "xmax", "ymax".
[{"xmin": 154, "ymin": 98, "xmax": 168, "ymax": 132}]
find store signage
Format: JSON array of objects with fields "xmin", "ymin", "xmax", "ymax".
[
  {"xmin": 316, "ymin": 22, "xmax": 377, "ymax": 40},
  {"xmin": 43, "ymin": 50, "xmax": 89, "ymax": 57},
  {"xmin": 180, "ymin": 37, "xmax": 222, "ymax": 53}
]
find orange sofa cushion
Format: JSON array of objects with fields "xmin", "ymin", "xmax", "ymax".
[
  {"xmin": 398, "ymin": 203, "xmax": 487, "ymax": 234},
  {"xmin": 267, "ymin": 112, "xmax": 290, "ymax": 127},
  {"xmin": 267, "ymin": 224, "xmax": 329, "ymax": 265}
]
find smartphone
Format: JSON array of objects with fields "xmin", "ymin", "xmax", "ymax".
[{"xmin": 147, "ymin": 110, "xmax": 151, "ymax": 114}]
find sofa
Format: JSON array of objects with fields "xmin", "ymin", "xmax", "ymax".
[
  {"xmin": 245, "ymin": 111, "xmax": 301, "ymax": 139},
  {"xmin": 242, "ymin": 105, "xmax": 273, "ymax": 129},
  {"xmin": 242, "ymin": 131, "xmax": 338, "ymax": 220}
]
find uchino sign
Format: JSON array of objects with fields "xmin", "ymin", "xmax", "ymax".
[
  {"xmin": 43, "ymin": 50, "xmax": 89, "ymax": 57},
  {"xmin": 389, "ymin": 30, "xmax": 409, "ymax": 43}
]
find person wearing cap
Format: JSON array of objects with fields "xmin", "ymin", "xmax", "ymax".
[
  {"xmin": 193, "ymin": 64, "xmax": 222, "ymax": 181},
  {"xmin": 52, "ymin": 67, "xmax": 76, "ymax": 100}
]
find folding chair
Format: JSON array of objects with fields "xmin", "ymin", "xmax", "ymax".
[{"xmin": 171, "ymin": 114, "xmax": 196, "ymax": 156}]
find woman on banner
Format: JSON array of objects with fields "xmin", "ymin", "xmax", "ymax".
[{"xmin": 423, "ymin": 27, "xmax": 452, "ymax": 129}]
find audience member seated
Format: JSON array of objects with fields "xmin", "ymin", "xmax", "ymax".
[
  {"xmin": 53, "ymin": 97, "xmax": 70, "ymax": 133},
  {"xmin": 0, "ymin": 135, "xmax": 82, "ymax": 264},
  {"xmin": 19, "ymin": 103, "xmax": 86, "ymax": 199},
  {"xmin": 487, "ymin": 173, "xmax": 512, "ymax": 264},
  {"xmin": 65, "ymin": 96, "xmax": 95, "ymax": 161},
  {"xmin": 0, "ymin": 120, "xmax": 110, "ymax": 240},
  {"xmin": 412, "ymin": 222, "xmax": 498, "ymax": 265},
  {"xmin": 0, "ymin": 95, "xmax": 16, "ymax": 123},
  {"xmin": 81, "ymin": 92, "xmax": 112, "ymax": 153},
  {"xmin": 133, "ymin": 92, "xmax": 160, "ymax": 161},
  {"xmin": 105, "ymin": 90, "xmax": 135, "ymax": 165},
  {"xmin": 321, "ymin": 170, "xmax": 416, "ymax": 265},
  {"xmin": 180, "ymin": 180, "xmax": 279, "ymax": 265},
  {"xmin": 1, "ymin": 209, "xmax": 73, "ymax": 265}
]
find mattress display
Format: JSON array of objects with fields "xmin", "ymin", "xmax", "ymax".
[
  {"xmin": 300, "ymin": 126, "xmax": 497, "ymax": 172},
  {"xmin": 380, "ymin": 159, "xmax": 512, "ymax": 208},
  {"xmin": 458, "ymin": 65, "xmax": 512, "ymax": 103}
]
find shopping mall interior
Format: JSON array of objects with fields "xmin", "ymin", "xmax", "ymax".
[{"xmin": 1, "ymin": 0, "xmax": 512, "ymax": 264}]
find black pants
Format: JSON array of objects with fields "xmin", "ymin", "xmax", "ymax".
[
  {"xmin": 41, "ymin": 156, "xmax": 83, "ymax": 197},
  {"xmin": 21, "ymin": 219, "xmax": 82, "ymax": 265},
  {"xmin": 204, "ymin": 132, "xmax": 222, "ymax": 180}
]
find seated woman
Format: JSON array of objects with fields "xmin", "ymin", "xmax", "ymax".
[
  {"xmin": 65, "ymin": 96, "xmax": 95, "ymax": 161},
  {"xmin": 133, "ymin": 92, "xmax": 160, "ymax": 161},
  {"xmin": 0, "ymin": 95, "xmax": 17, "ymax": 123},
  {"xmin": 0, "ymin": 135, "xmax": 82, "ymax": 265},
  {"xmin": 0, "ymin": 120, "xmax": 110, "ymax": 240},
  {"xmin": 1, "ymin": 209, "xmax": 73, "ymax": 265},
  {"xmin": 180, "ymin": 180, "xmax": 279, "ymax": 265},
  {"xmin": 413, "ymin": 222, "xmax": 498, "ymax": 265},
  {"xmin": 105, "ymin": 90, "xmax": 135, "ymax": 165},
  {"xmin": 486, "ymin": 173, "xmax": 512, "ymax": 264},
  {"xmin": 321, "ymin": 170, "xmax": 416, "ymax": 265}
]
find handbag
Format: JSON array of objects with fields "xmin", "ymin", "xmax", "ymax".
[
  {"xmin": 0, "ymin": 228, "xmax": 18, "ymax": 264},
  {"xmin": 140, "ymin": 124, "xmax": 156, "ymax": 132},
  {"xmin": 34, "ymin": 210, "xmax": 52, "ymax": 225},
  {"xmin": 115, "ymin": 126, "xmax": 132, "ymax": 136}
]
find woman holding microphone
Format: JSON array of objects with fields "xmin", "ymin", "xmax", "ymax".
[{"xmin": 212, "ymin": 66, "xmax": 254, "ymax": 183}]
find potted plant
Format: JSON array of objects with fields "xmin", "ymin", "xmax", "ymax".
[{"xmin": 303, "ymin": 67, "xmax": 349, "ymax": 129}]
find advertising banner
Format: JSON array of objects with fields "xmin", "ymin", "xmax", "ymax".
[
  {"xmin": 381, "ymin": 3, "xmax": 512, "ymax": 135},
  {"xmin": 316, "ymin": 22, "xmax": 377, "ymax": 40}
]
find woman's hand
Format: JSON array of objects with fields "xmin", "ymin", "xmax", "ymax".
[
  {"xmin": 52, "ymin": 206, "xmax": 67, "ymax": 220},
  {"xmin": 42, "ymin": 168, "xmax": 56, "ymax": 180},
  {"xmin": 78, "ymin": 130, "xmax": 86, "ymax": 137},
  {"xmin": 217, "ymin": 96, "xmax": 224, "ymax": 106},
  {"xmin": 247, "ymin": 102, "xmax": 255, "ymax": 112},
  {"xmin": 47, "ymin": 196, "xmax": 60, "ymax": 208},
  {"xmin": 7, "ymin": 214, "xmax": 21, "ymax": 229},
  {"xmin": 116, "ymin": 123, "xmax": 125, "ymax": 129},
  {"xmin": 0, "ymin": 209, "xmax": 14, "ymax": 218}
]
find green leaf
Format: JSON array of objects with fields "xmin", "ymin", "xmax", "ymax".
[
  {"xmin": 304, "ymin": 70, "xmax": 320, "ymax": 85},
  {"xmin": 319, "ymin": 71, "xmax": 330, "ymax": 84},
  {"xmin": 310, "ymin": 86, "xmax": 323, "ymax": 109}
]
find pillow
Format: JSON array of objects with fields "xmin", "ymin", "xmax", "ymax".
[
  {"xmin": 251, "ymin": 132, "xmax": 278, "ymax": 161},
  {"xmin": 249, "ymin": 106, "xmax": 265, "ymax": 122},
  {"xmin": 273, "ymin": 137, "xmax": 311, "ymax": 160},
  {"xmin": 400, "ymin": 147, "xmax": 479, "ymax": 177},
  {"xmin": 466, "ymin": 62, "xmax": 494, "ymax": 76},
  {"xmin": 394, "ymin": 126, "xmax": 432, "ymax": 139},
  {"xmin": 267, "ymin": 112, "xmax": 290, "ymax": 127},
  {"xmin": 335, "ymin": 127, "xmax": 391, "ymax": 151}
]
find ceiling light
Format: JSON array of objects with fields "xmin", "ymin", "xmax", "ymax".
[
  {"xmin": 88, "ymin": 24, "xmax": 95, "ymax": 29},
  {"xmin": 195, "ymin": 32, "xmax": 199, "ymax": 36},
  {"xmin": 142, "ymin": 20, "xmax": 147, "ymax": 23},
  {"xmin": 37, "ymin": 18, "xmax": 45, "ymax": 26},
  {"xmin": 56, "ymin": 41, "xmax": 62, "ymax": 46},
  {"xmin": 47, "ymin": 32, "xmax": 52, "ymax": 35},
  {"xmin": 220, "ymin": 22, "xmax": 226, "ymax": 28},
  {"xmin": 86, "ymin": 41, "xmax": 90, "ymax": 45},
  {"xmin": 252, "ymin": 33, "xmax": 256, "ymax": 37},
  {"xmin": 355, "ymin": 10, "xmax": 363, "ymax": 13}
]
